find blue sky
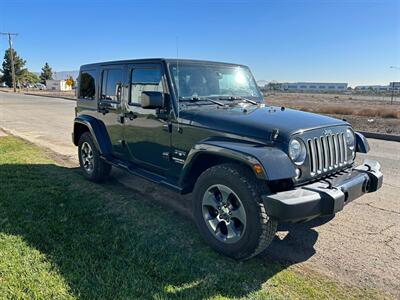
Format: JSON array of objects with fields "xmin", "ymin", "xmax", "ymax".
[{"xmin": 0, "ymin": 0, "xmax": 399, "ymax": 86}]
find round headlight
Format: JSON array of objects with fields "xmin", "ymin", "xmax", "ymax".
[
  {"xmin": 289, "ymin": 139, "xmax": 306, "ymax": 165},
  {"xmin": 346, "ymin": 128, "xmax": 355, "ymax": 150}
]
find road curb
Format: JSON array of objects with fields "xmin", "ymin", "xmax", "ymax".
[
  {"xmin": 24, "ymin": 93, "xmax": 76, "ymax": 101},
  {"xmin": 360, "ymin": 131, "xmax": 400, "ymax": 142},
  {"xmin": 0, "ymin": 89, "xmax": 76, "ymax": 101}
]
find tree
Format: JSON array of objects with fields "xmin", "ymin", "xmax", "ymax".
[
  {"xmin": 20, "ymin": 69, "xmax": 39, "ymax": 84},
  {"xmin": 0, "ymin": 49, "xmax": 26, "ymax": 87},
  {"xmin": 40, "ymin": 62, "xmax": 53, "ymax": 84}
]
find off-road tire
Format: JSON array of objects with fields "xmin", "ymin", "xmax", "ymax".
[
  {"xmin": 78, "ymin": 132, "xmax": 111, "ymax": 182},
  {"xmin": 192, "ymin": 163, "xmax": 277, "ymax": 260}
]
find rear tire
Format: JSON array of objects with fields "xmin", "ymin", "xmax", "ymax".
[
  {"xmin": 78, "ymin": 132, "xmax": 111, "ymax": 182},
  {"xmin": 192, "ymin": 163, "xmax": 277, "ymax": 260}
]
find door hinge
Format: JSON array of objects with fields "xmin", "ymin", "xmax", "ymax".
[
  {"xmin": 162, "ymin": 152, "xmax": 171, "ymax": 160},
  {"xmin": 162, "ymin": 123, "xmax": 172, "ymax": 133},
  {"xmin": 118, "ymin": 114, "xmax": 125, "ymax": 124}
]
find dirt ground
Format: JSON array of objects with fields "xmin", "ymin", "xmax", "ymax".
[{"xmin": 265, "ymin": 92, "xmax": 400, "ymax": 135}]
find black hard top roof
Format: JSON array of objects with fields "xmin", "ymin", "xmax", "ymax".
[{"xmin": 80, "ymin": 58, "xmax": 248, "ymax": 69}]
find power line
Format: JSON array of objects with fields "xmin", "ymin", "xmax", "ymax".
[{"xmin": 0, "ymin": 32, "xmax": 19, "ymax": 92}]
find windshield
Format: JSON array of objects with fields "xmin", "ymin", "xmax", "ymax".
[{"xmin": 168, "ymin": 63, "xmax": 263, "ymax": 101}]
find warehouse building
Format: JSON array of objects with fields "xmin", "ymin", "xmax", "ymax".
[
  {"xmin": 354, "ymin": 85, "xmax": 390, "ymax": 92},
  {"xmin": 354, "ymin": 83, "xmax": 400, "ymax": 93},
  {"xmin": 46, "ymin": 79, "xmax": 72, "ymax": 91},
  {"xmin": 281, "ymin": 82, "xmax": 348, "ymax": 92}
]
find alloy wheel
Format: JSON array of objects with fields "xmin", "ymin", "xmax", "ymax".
[
  {"xmin": 202, "ymin": 184, "xmax": 247, "ymax": 244},
  {"xmin": 81, "ymin": 141, "xmax": 94, "ymax": 173}
]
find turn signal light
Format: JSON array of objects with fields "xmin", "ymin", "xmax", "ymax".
[{"xmin": 253, "ymin": 164, "xmax": 263, "ymax": 175}]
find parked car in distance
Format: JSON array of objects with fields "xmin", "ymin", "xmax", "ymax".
[
  {"xmin": 72, "ymin": 58, "xmax": 383, "ymax": 259},
  {"xmin": 35, "ymin": 83, "xmax": 46, "ymax": 90},
  {"xmin": 0, "ymin": 82, "xmax": 8, "ymax": 88}
]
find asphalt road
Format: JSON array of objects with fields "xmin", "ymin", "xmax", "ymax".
[{"xmin": 1, "ymin": 92, "xmax": 399, "ymax": 297}]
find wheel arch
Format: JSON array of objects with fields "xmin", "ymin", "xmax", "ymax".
[
  {"xmin": 180, "ymin": 152, "xmax": 256, "ymax": 194},
  {"xmin": 73, "ymin": 115, "xmax": 112, "ymax": 155},
  {"xmin": 179, "ymin": 141, "xmax": 296, "ymax": 194},
  {"xmin": 73, "ymin": 122, "xmax": 90, "ymax": 145}
]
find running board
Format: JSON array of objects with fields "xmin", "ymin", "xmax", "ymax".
[{"xmin": 101, "ymin": 155, "xmax": 182, "ymax": 193}]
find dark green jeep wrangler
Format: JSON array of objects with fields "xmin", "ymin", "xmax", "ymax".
[{"xmin": 73, "ymin": 59, "xmax": 383, "ymax": 259}]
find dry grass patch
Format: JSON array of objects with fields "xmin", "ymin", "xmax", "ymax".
[{"xmin": 304, "ymin": 106, "xmax": 400, "ymax": 119}]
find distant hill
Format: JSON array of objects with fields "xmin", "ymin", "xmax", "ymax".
[
  {"xmin": 53, "ymin": 71, "xmax": 79, "ymax": 80},
  {"xmin": 257, "ymin": 80, "xmax": 268, "ymax": 87},
  {"xmin": 34, "ymin": 70, "xmax": 79, "ymax": 81}
]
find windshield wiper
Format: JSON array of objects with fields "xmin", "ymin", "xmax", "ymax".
[
  {"xmin": 179, "ymin": 96, "xmax": 225, "ymax": 107},
  {"xmin": 218, "ymin": 96, "xmax": 258, "ymax": 105}
]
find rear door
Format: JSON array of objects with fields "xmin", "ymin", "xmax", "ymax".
[
  {"xmin": 97, "ymin": 65, "xmax": 126, "ymax": 158},
  {"xmin": 123, "ymin": 63, "xmax": 171, "ymax": 175}
]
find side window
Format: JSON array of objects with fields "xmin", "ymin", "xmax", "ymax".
[
  {"xmin": 130, "ymin": 67, "xmax": 163, "ymax": 105},
  {"xmin": 78, "ymin": 70, "xmax": 96, "ymax": 100},
  {"xmin": 101, "ymin": 69, "xmax": 123, "ymax": 101}
]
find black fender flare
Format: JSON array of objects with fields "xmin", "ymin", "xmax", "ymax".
[
  {"xmin": 179, "ymin": 140, "xmax": 296, "ymax": 185},
  {"xmin": 355, "ymin": 132, "xmax": 370, "ymax": 153},
  {"xmin": 73, "ymin": 115, "xmax": 112, "ymax": 155}
]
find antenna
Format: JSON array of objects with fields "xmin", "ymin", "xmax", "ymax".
[{"xmin": 176, "ymin": 36, "xmax": 180, "ymax": 132}]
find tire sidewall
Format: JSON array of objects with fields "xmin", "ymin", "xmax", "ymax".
[
  {"xmin": 193, "ymin": 165, "xmax": 264, "ymax": 258},
  {"xmin": 78, "ymin": 132, "xmax": 99, "ymax": 180}
]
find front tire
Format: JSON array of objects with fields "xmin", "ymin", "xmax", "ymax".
[
  {"xmin": 78, "ymin": 132, "xmax": 111, "ymax": 182},
  {"xmin": 192, "ymin": 163, "xmax": 277, "ymax": 260}
]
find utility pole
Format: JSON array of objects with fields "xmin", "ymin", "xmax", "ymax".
[{"xmin": 0, "ymin": 32, "xmax": 18, "ymax": 92}]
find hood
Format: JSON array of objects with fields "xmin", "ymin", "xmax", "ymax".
[{"xmin": 180, "ymin": 105, "xmax": 348, "ymax": 143}]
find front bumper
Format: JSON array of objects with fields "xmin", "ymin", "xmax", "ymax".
[{"xmin": 262, "ymin": 160, "xmax": 383, "ymax": 223}]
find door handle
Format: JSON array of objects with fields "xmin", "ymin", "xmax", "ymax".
[
  {"xmin": 98, "ymin": 107, "xmax": 109, "ymax": 115},
  {"xmin": 162, "ymin": 123, "xmax": 172, "ymax": 132},
  {"xmin": 98, "ymin": 101, "xmax": 117, "ymax": 115},
  {"xmin": 124, "ymin": 111, "xmax": 137, "ymax": 120}
]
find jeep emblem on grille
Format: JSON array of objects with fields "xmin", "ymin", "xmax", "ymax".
[{"xmin": 323, "ymin": 129, "xmax": 333, "ymax": 135}]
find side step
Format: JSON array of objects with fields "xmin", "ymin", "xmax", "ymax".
[{"xmin": 101, "ymin": 155, "xmax": 182, "ymax": 193}]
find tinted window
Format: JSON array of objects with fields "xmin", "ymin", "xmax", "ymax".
[
  {"xmin": 101, "ymin": 69, "xmax": 123, "ymax": 101},
  {"xmin": 79, "ymin": 70, "xmax": 96, "ymax": 99},
  {"xmin": 130, "ymin": 68, "xmax": 163, "ymax": 104}
]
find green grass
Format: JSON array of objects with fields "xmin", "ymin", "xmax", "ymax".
[{"xmin": 0, "ymin": 136, "xmax": 390, "ymax": 299}]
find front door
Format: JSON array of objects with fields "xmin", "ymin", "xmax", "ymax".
[
  {"xmin": 123, "ymin": 64, "xmax": 171, "ymax": 175},
  {"xmin": 97, "ymin": 65, "xmax": 125, "ymax": 158}
]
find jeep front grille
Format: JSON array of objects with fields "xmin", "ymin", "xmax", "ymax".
[{"xmin": 307, "ymin": 133, "xmax": 348, "ymax": 176}]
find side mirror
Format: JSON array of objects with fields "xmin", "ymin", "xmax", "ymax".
[{"xmin": 141, "ymin": 91, "xmax": 163, "ymax": 109}]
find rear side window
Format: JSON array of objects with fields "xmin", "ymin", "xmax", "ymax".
[
  {"xmin": 101, "ymin": 69, "xmax": 123, "ymax": 101},
  {"xmin": 78, "ymin": 70, "xmax": 96, "ymax": 100},
  {"xmin": 130, "ymin": 67, "xmax": 163, "ymax": 105}
]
